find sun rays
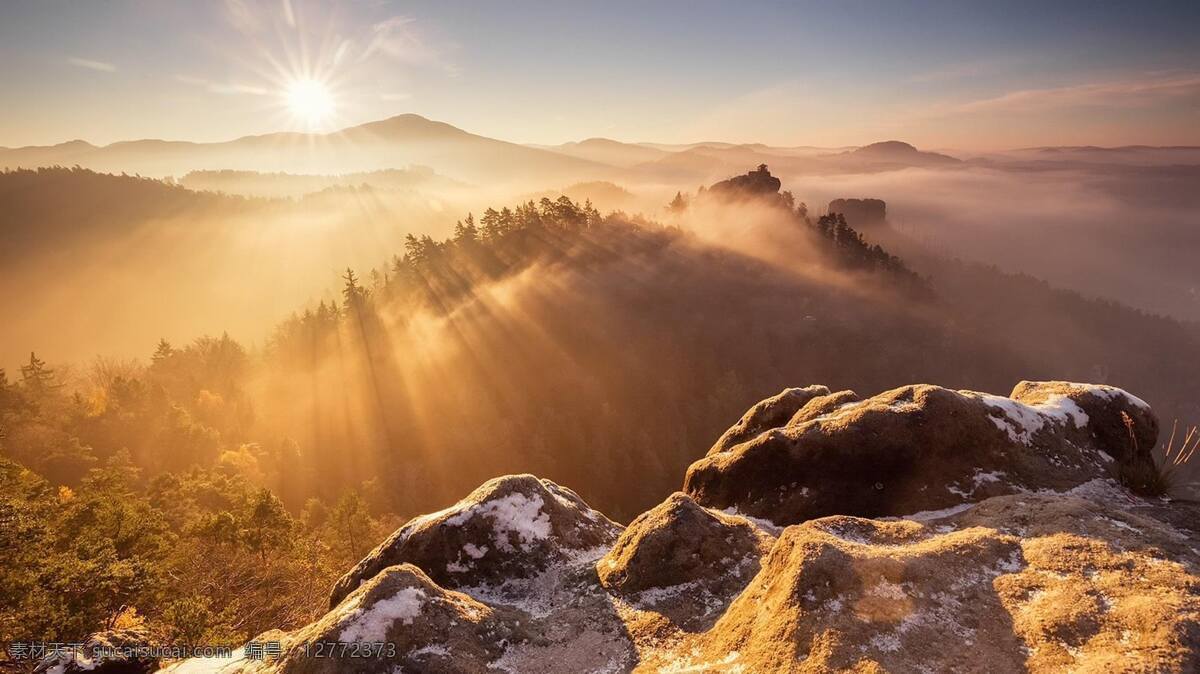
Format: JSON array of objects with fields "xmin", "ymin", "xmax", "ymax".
[{"xmin": 283, "ymin": 77, "xmax": 336, "ymax": 128}]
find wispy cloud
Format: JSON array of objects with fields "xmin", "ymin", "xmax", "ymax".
[
  {"xmin": 68, "ymin": 57, "xmax": 116, "ymax": 73},
  {"xmin": 280, "ymin": 0, "xmax": 295, "ymax": 28},
  {"xmin": 209, "ymin": 83, "xmax": 271, "ymax": 96},
  {"xmin": 953, "ymin": 72, "xmax": 1200, "ymax": 114},
  {"xmin": 174, "ymin": 74, "xmax": 270, "ymax": 96},
  {"xmin": 223, "ymin": 0, "xmax": 261, "ymax": 33},
  {"xmin": 363, "ymin": 16, "xmax": 459, "ymax": 76},
  {"xmin": 906, "ymin": 60, "xmax": 1003, "ymax": 84}
]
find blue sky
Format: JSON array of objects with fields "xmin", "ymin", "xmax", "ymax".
[{"xmin": 1, "ymin": 0, "xmax": 1197, "ymax": 148}]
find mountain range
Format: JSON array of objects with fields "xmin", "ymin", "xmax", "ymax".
[{"xmin": 12, "ymin": 113, "xmax": 1186, "ymax": 187}]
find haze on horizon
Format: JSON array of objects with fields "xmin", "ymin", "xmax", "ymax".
[{"xmin": 2, "ymin": 0, "xmax": 1199, "ymax": 150}]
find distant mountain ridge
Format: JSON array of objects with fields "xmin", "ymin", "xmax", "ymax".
[
  {"xmin": 7, "ymin": 114, "xmax": 1197, "ymax": 188},
  {"xmin": 1, "ymin": 114, "xmax": 966, "ymax": 185},
  {"xmin": 830, "ymin": 140, "xmax": 961, "ymax": 166},
  {"xmin": 0, "ymin": 114, "xmax": 610, "ymax": 185}
]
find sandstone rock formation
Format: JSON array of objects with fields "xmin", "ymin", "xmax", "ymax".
[
  {"xmin": 249, "ymin": 564, "xmax": 528, "ymax": 674},
  {"xmin": 34, "ymin": 627, "xmax": 159, "ymax": 673},
  {"xmin": 597, "ymin": 492, "xmax": 774, "ymax": 629},
  {"xmin": 154, "ymin": 381, "xmax": 1200, "ymax": 674},
  {"xmin": 674, "ymin": 481, "xmax": 1200, "ymax": 673},
  {"xmin": 329, "ymin": 474, "xmax": 621, "ymax": 608},
  {"xmin": 706, "ymin": 164, "xmax": 783, "ymax": 201},
  {"xmin": 828, "ymin": 197, "xmax": 887, "ymax": 228},
  {"xmin": 684, "ymin": 381, "xmax": 1157, "ymax": 525},
  {"xmin": 706, "ymin": 385, "xmax": 831, "ymax": 455}
]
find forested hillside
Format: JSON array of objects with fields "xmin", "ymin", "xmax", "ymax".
[{"xmin": 0, "ymin": 167, "xmax": 266, "ymax": 260}]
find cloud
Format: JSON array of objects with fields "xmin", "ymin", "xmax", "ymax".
[
  {"xmin": 209, "ymin": 82, "xmax": 271, "ymax": 96},
  {"xmin": 333, "ymin": 39, "xmax": 354, "ymax": 66},
  {"xmin": 363, "ymin": 16, "xmax": 458, "ymax": 75},
  {"xmin": 175, "ymin": 74, "xmax": 270, "ymax": 96},
  {"xmin": 906, "ymin": 59, "xmax": 1003, "ymax": 84},
  {"xmin": 68, "ymin": 57, "xmax": 116, "ymax": 73},
  {"xmin": 280, "ymin": 0, "xmax": 295, "ymax": 28},
  {"xmin": 223, "ymin": 0, "xmax": 261, "ymax": 33},
  {"xmin": 174, "ymin": 74, "xmax": 209, "ymax": 86},
  {"xmin": 953, "ymin": 72, "xmax": 1200, "ymax": 114}
]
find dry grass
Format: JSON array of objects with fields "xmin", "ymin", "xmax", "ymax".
[
  {"xmin": 1162, "ymin": 419, "xmax": 1200, "ymax": 467},
  {"xmin": 1123, "ymin": 414, "xmax": 1200, "ymax": 497},
  {"xmin": 1158, "ymin": 419, "xmax": 1200, "ymax": 496}
]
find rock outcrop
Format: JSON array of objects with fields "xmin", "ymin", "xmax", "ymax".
[
  {"xmin": 681, "ymin": 482, "xmax": 1200, "ymax": 673},
  {"xmin": 706, "ymin": 385, "xmax": 831, "ymax": 455},
  {"xmin": 597, "ymin": 492, "xmax": 774, "ymax": 628},
  {"xmin": 35, "ymin": 627, "xmax": 159, "ymax": 673},
  {"xmin": 828, "ymin": 197, "xmax": 887, "ymax": 228},
  {"xmin": 706, "ymin": 164, "xmax": 785, "ymax": 203},
  {"xmin": 684, "ymin": 381, "xmax": 1157, "ymax": 525},
  {"xmin": 160, "ymin": 381, "xmax": 1200, "ymax": 674},
  {"xmin": 329, "ymin": 474, "xmax": 621, "ymax": 608},
  {"xmin": 252, "ymin": 564, "xmax": 528, "ymax": 674}
]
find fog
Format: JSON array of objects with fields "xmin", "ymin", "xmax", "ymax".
[{"xmin": 778, "ymin": 163, "xmax": 1200, "ymax": 322}]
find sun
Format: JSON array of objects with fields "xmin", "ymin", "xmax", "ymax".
[{"xmin": 284, "ymin": 78, "xmax": 335, "ymax": 127}]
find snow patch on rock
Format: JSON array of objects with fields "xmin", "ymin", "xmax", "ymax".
[
  {"xmin": 338, "ymin": 587, "xmax": 426, "ymax": 643},
  {"xmin": 446, "ymin": 492, "xmax": 552, "ymax": 552},
  {"xmin": 973, "ymin": 392, "xmax": 1088, "ymax": 445}
]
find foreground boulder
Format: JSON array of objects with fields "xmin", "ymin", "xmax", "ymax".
[
  {"xmin": 197, "ymin": 479, "xmax": 1200, "ymax": 674},
  {"xmin": 597, "ymin": 492, "xmax": 774, "ymax": 628},
  {"xmin": 35, "ymin": 627, "xmax": 159, "ymax": 673},
  {"xmin": 684, "ymin": 381, "xmax": 1158, "ymax": 525},
  {"xmin": 254, "ymin": 564, "xmax": 527, "ymax": 674},
  {"xmin": 672, "ymin": 483, "xmax": 1200, "ymax": 673},
  {"xmin": 329, "ymin": 474, "xmax": 621, "ymax": 607},
  {"xmin": 707, "ymin": 385, "xmax": 831, "ymax": 455}
]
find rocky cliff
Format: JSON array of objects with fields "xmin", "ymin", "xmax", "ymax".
[
  {"xmin": 827, "ymin": 198, "xmax": 887, "ymax": 228},
  {"xmin": 72, "ymin": 381, "xmax": 1200, "ymax": 672}
]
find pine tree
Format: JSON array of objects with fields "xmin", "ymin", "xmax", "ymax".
[
  {"xmin": 241, "ymin": 488, "xmax": 294, "ymax": 562},
  {"xmin": 667, "ymin": 191, "xmax": 688, "ymax": 214},
  {"xmin": 480, "ymin": 208, "xmax": 503, "ymax": 242},
  {"xmin": 151, "ymin": 338, "xmax": 175, "ymax": 364},
  {"xmin": 20, "ymin": 352, "xmax": 58, "ymax": 397},
  {"xmin": 341, "ymin": 268, "xmax": 369, "ymax": 312},
  {"xmin": 453, "ymin": 216, "xmax": 479, "ymax": 245},
  {"xmin": 328, "ymin": 491, "xmax": 373, "ymax": 560}
]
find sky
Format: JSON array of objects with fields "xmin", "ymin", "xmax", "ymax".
[{"xmin": 0, "ymin": 0, "xmax": 1198, "ymax": 150}]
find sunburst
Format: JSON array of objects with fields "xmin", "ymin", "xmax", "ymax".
[{"xmin": 283, "ymin": 77, "xmax": 336, "ymax": 128}]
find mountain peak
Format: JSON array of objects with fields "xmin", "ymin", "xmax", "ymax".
[
  {"xmin": 342, "ymin": 113, "xmax": 471, "ymax": 140},
  {"xmin": 574, "ymin": 137, "xmax": 625, "ymax": 147},
  {"xmin": 844, "ymin": 140, "xmax": 959, "ymax": 164},
  {"xmin": 854, "ymin": 140, "xmax": 919, "ymax": 154}
]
